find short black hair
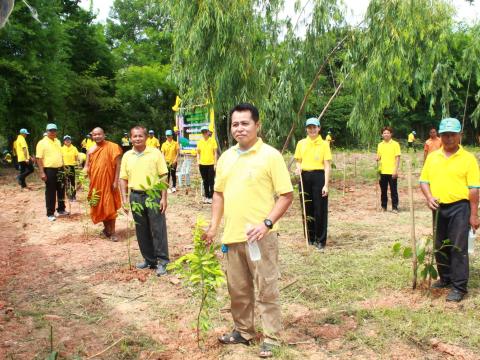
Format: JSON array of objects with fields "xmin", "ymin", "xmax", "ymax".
[
  {"xmin": 229, "ymin": 103, "xmax": 259, "ymax": 123},
  {"xmin": 381, "ymin": 126, "xmax": 393, "ymax": 134},
  {"xmin": 130, "ymin": 126, "xmax": 147, "ymax": 136}
]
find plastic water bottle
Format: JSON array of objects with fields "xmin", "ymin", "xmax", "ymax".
[
  {"xmin": 245, "ymin": 223, "xmax": 261, "ymax": 261},
  {"xmin": 468, "ymin": 228, "xmax": 475, "ymax": 255}
]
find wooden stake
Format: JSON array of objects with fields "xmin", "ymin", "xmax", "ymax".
[
  {"xmin": 299, "ymin": 172, "xmax": 309, "ymax": 248},
  {"xmin": 407, "ymin": 157, "xmax": 418, "ymax": 289},
  {"xmin": 354, "ymin": 156, "xmax": 357, "ymax": 188},
  {"xmin": 343, "ymin": 152, "xmax": 346, "ymax": 196}
]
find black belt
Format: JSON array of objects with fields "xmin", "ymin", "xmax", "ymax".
[
  {"xmin": 131, "ymin": 189, "xmax": 146, "ymax": 194},
  {"xmin": 301, "ymin": 169, "xmax": 325, "ymax": 173},
  {"xmin": 439, "ymin": 199, "xmax": 469, "ymax": 208}
]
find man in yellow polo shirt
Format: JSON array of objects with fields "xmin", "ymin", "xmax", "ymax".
[
  {"xmin": 377, "ymin": 126, "xmax": 401, "ymax": 213},
  {"xmin": 146, "ymin": 130, "xmax": 160, "ymax": 148},
  {"xmin": 295, "ymin": 118, "xmax": 332, "ymax": 250},
  {"xmin": 36, "ymin": 123, "xmax": 68, "ymax": 221},
  {"xmin": 161, "ymin": 130, "xmax": 179, "ymax": 193},
  {"xmin": 420, "ymin": 118, "xmax": 479, "ymax": 302},
  {"xmin": 15, "ymin": 128, "xmax": 34, "ymax": 189},
  {"xmin": 61, "ymin": 135, "xmax": 79, "ymax": 201},
  {"xmin": 120, "ymin": 126, "xmax": 169, "ymax": 276},
  {"xmin": 197, "ymin": 126, "xmax": 218, "ymax": 203},
  {"xmin": 407, "ymin": 130, "xmax": 416, "ymax": 152},
  {"xmin": 204, "ymin": 103, "xmax": 293, "ymax": 358}
]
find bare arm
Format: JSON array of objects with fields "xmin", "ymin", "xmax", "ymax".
[
  {"xmin": 393, "ymin": 155, "xmax": 400, "ymax": 178},
  {"xmin": 113, "ymin": 155, "xmax": 121, "ymax": 189},
  {"xmin": 36, "ymin": 158, "xmax": 47, "ymax": 181},
  {"xmin": 420, "ymin": 182, "xmax": 439, "ymax": 210},
  {"xmin": 203, "ymin": 191, "xmax": 225, "ymax": 245},
  {"xmin": 323, "ymin": 160, "xmax": 331, "ymax": 196},
  {"xmin": 295, "ymin": 161, "xmax": 302, "ymax": 175},
  {"xmin": 119, "ymin": 178, "xmax": 129, "ymax": 212},
  {"xmin": 469, "ymin": 188, "xmax": 479, "ymax": 231},
  {"xmin": 246, "ymin": 192, "xmax": 294, "ymax": 242}
]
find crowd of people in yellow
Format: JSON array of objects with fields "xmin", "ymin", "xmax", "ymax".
[{"xmin": 7, "ymin": 104, "xmax": 479, "ymax": 357}]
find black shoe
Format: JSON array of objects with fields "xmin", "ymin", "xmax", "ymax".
[
  {"xmin": 57, "ymin": 210, "xmax": 70, "ymax": 216},
  {"xmin": 156, "ymin": 264, "xmax": 167, "ymax": 276},
  {"xmin": 446, "ymin": 289, "xmax": 465, "ymax": 302},
  {"xmin": 431, "ymin": 279, "xmax": 452, "ymax": 289},
  {"xmin": 136, "ymin": 261, "xmax": 155, "ymax": 270}
]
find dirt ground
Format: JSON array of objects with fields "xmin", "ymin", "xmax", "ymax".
[{"xmin": 1, "ymin": 151, "xmax": 479, "ymax": 359}]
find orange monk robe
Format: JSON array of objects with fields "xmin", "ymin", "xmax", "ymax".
[{"xmin": 88, "ymin": 141, "xmax": 122, "ymax": 224}]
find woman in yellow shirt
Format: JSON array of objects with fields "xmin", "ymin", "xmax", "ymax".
[
  {"xmin": 294, "ymin": 118, "xmax": 332, "ymax": 251},
  {"xmin": 61, "ymin": 135, "xmax": 79, "ymax": 200},
  {"xmin": 196, "ymin": 126, "xmax": 218, "ymax": 203}
]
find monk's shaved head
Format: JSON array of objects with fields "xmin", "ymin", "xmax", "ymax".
[
  {"xmin": 92, "ymin": 127, "xmax": 105, "ymax": 134},
  {"xmin": 91, "ymin": 127, "xmax": 106, "ymax": 143}
]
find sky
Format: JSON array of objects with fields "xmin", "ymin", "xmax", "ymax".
[{"xmin": 80, "ymin": 0, "xmax": 480, "ymax": 25}]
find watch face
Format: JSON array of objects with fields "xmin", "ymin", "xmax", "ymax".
[{"xmin": 264, "ymin": 219, "xmax": 273, "ymax": 228}]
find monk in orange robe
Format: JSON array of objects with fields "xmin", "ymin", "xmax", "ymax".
[{"xmin": 84, "ymin": 127, "xmax": 122, "ymax": 241}]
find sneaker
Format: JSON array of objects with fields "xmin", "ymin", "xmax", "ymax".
[
  {"xmin": 156, "ymin": 264, "xmax": 167, "ymax": 276},
  {"xmin": 167, "ymin": 188, "xmax": 172, "ymax": 194},
  {"xmin": 431, "ymin": 279, "xmax": 452, "ymax": 289},
  {"xmin": 207, "ymin": 198, "xmax": 212, "ymax": 204},
  {"xmin": 48, "ymin": 216, "xmax": 56, "ymax": 222},
  {"xmin": 202, "ymin": 197, "xmax": 208, "ymax": 204},
  {"xmin": 315, "ymin": 243, "xmax": 326, "ymax": 252},
  {"xmin": 446, "ymin": 289, "xmax": 465, "ymax": 302},
  {"xmin": 57, "ymin": 210, "xmax": 70, "ymax": 216},
  {"xmin": 171, "ymin": 187, "xmax": 176, "ymax": 193},
  {"xmin": 136, "ymin": 261, "xmax": 156, "ymax": 270},
  {"xmin": 392, "ymin": 209, "xmax": 399, "ymax": 214}
]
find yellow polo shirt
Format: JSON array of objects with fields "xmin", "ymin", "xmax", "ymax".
[
  {"xmin": 326, "ymin": 134, "xmax": 332, "ymax": 142},
  {"xmin": 121, "ymin": 137, "xmax": 130, "ymax": 147},
  {"xmin": 36, "ymin": 137, "xmax": 63, "ymax": 168},
  {"xmin": 215, "ymin": 138, "xmax": 293, "ymax": 244},
  {"xmin": 419, "ymin": 146, "xmax": 480, "ymax": 204},
  {"xmin": 120, "ymin": 147, "xmax": 168, "ymax": 190},
  {"xmin": 377, "ymin": 140, "xmax": 401, "ymax": 175},
  {"xmin": 85, "ymin": 139, "xmax": 95, "ymax": 150},
  {"xmin": 408, "ymin": 133, "xmax": 415, "ymax": 143},
  {"xmin": 61, "ymin": 145, "xmax": 79, "ymax": 166},
  {"xmin": 197, "ymin": 137, "xmax": 218, "ymax": 165},
  {"xmin": 15, "ymin": 135, "xmax": 29, "ymax": 162},
  {"xmin": 146, "ymin": 136, "xmax": 160, "ymax": 148},
  {"xmin": 294, "ymin": 136, "xmax": 332, "ymax": 170},
  {"xmin": 161, "ymin": 140, "xmax": 179, "ymax": 164}
]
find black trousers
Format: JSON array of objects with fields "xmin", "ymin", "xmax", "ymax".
[
  {"xmin": 199, "ymin": 164, "xmax": 215, "ymax": 198},
  {"xmin": 300, "ymin": 170, "xmax": 328, "ymax": 245},
  {"xmin": 44, "ymin": 167, "xmax": 65, "ymax": 216},
  {"xmin": 64, "ymin": 165, "xmax": 76, "ymax": 200},
  {"xmin": 18, "ymin": 161, "xmax": 34, "ymax": 188},
  {"xmin": 167, "ymin": 163, "xmax": 177, "ymax": 187},
  {"xmin": 435, "ymin": 200, "xmax": 470, "ymax": 293},
  {"xmin": 379, "ymin": 174, "xmax": 398, "ymax": 210},
  {"xmin": 130, "ymin": 192, "xmax": 169, "ymax": 266}
]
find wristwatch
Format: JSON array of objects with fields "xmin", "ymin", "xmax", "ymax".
[{"xmin": 264, "ymin": 219, "xmax": 273, "ymax": 229}]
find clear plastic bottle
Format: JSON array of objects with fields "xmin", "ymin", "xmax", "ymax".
[
  {"xmin": 468, "ymin": 228, "xmax": 475, "ymax": 255},
  {"xmin": 245, "ymin": 223, "xmax": 261, "ymax": 261}
]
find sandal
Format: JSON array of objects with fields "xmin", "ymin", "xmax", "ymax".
[
  {"xmin": 259, "ymin": 342, "xmax": 278, "ymax": 358},
  {"xmin": 218, "ymin": 330, "xmax": 251, "ymax": 345}
]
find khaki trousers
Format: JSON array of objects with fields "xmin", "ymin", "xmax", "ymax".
[{"xmin": 226, "ymin": 233, "xmax": 281, "ymax": 343}]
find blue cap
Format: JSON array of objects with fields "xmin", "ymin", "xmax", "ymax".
[
  {"xmin": 19, "ymin": 128, "xmax": 29, "ymax": 135},
  {"xmin": 438, "ymin": 118, "xmax": 461, "ymax": 134},
  {"xmin": 46, "ymin": 123, "xmax": 57, "ymax": 131},
  {"xmin": 148, "ymin": 130, "xmax": 154, "ymax": 134},
  {"xmin": 305, "ymin": 118, "xmax": 320, "ymax": 127},
  {"xmin": 412, "ymin": 131, "xmax": 416, "ymax": 135},
  {"xmin": 165, "ymin": 130, "xmax": 173, "ymax": 136},
  {"xmin": 63, "ymin": 135, "xmax": 71, "ymax": 140},
  {"xmin": 200, "ymin": 126, "xmax": 209, "ymax": 132}
]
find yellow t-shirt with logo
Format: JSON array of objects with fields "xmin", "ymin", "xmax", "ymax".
[
  {"xmin": 36, "ymin": 137, "xmax": 63, "ymax": 168},
  {"xmin": 161, "ymin": 140, "xmax": 179, "ymax": 164},
  {"xmin": 197, "ymin": 137, "xmax": 218, "ymax": 165},
  {"xmin": 214, "ymin": 138, "xmax": 293, "ymax": 244},
  {"xmin": 61, "ymin": 145, "xmax": 79, "ymax": 166},
  {"xmin": 120, "ymin": 147, "xmax": 168, "ymax": 190},
  {"xmin": 15, "ymin": 135, "xmax": 29, "ymax": 162},
  {"xmin": 377, "ymin": 140, "xmax": 401, "ymax": 175},
  {"xmin": 146, "ymin": 136, "xmax": 160, "ymax": 148},
  {"xmin": 294, "ymin": 136, "xmax": 332, "ymax": 170},
  {"xmin": 419, "ymin": 146, "xmax": 480, "ymax": 204}
]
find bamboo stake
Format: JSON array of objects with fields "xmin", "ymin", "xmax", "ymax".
[
  {"xmin": 299, "ymin": 172, "xmax": 310, "ymax": 248},
  {"xmin": 461, "ymin": 72, "xmax": 472, "ymax": 145},
  {"xmin": 354, "ymin": 156, "xmax": 357, "ymax": 188},
  {"xmin": 407, "ymin": 157, "xmax": 418, "ymax": 289},
  {"xmin": 375, "ymin": 160, "xmax": 380, "ymax": 211},
  {"xmin": 343, "ymin": 152, "xmax": 346, "ymax": 196}
]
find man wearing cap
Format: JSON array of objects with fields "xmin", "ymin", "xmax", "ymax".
[
  {"xmin": 325, "ymin": 131, "xmax": 334, "ymax": 146},
  {"xmin": 120, "ymin": 126, "xmax": 170, "ymax": 276},
  {"xmin": 146, "ymin": 130, "xmax": 160, "ymax": 148},
  {"xmin": 420, "ymin": 118, "xmax": 480, "ymax": 302},
  {"xmin": 61, "ymin": 135, "xmax": 79, "ymax": 201},
  {"xmin": 84, "ymin": 127, "xmax": 122, "ymax": 241},
  {"xmin": 204, "ymin": 103, "xmax": 293, "ymax": 358},
  {"xmin": 197, "ymin": 126, "xmax": 218, "ymax": 203},
  {"xmin": 161, "ymin": 130, "xmax": 179, "ymax": 193},
  {"xmin": 294, "ymin": 118, "xmax": 332, "ymax": 250},
  {"xmin": 407, "ymin": 130, "xmax": 416, "ymax": 152},
  {"xmin": 377, "ymin": 126, "xmax": 401, "ymax": 213},
  {"xmin": 15, "ymin": 128, "xmax": 34, "ymax": 189},
  {"xmin": 36, "ymin": 124, "xmax": 68, "ymax": 221},
  {"xmin": 121, "ymin": 132, "xmax": 131, "ymax": 154},
  {"xmin": 423, "ymin": 127, "xmax": 442, "ymax": 161}
]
